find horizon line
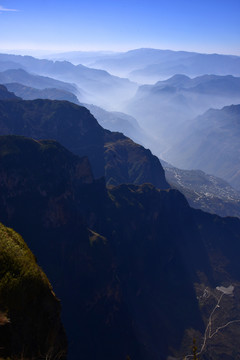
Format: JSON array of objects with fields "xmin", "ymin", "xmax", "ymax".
[{"xmin": 0, "ymin": 46, "xmax": 240, "ymax": 57}]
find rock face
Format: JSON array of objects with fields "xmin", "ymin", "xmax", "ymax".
[
  {"xmin": 0, "ymin": 98, "xmax": 169, "ymax": 189},
  {"xmin": 1, "ymin": 135, "xmax": 240, "ymax": 360},
  {"xmin": 0, "ymin": 222, "xmax": 67, "ymax": 359}
]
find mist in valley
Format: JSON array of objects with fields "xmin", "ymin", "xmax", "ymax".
[{"xmin": 1, "ymin": 49, "xmax": 240, "ymax": 194}]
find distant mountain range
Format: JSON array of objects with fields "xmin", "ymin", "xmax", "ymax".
[
  {"xmin": 0, "ymin": 68, "xmax": 78, "ymax": 94},
  {"xmin": 152, "ymin": 74, "xmax": 240, "ymax": 96},
  {"xmin": 46, "ymin": 50, "xmax": 119, "ymax": 66},
  {"xmin": 130, "ymin": 51, "xmax": 240, "ymax": 83},
  {"xmin": 73, "ymin": 48, "xmax": 240, "ymax": 82},
  {"xmin": 164, "ymin": 104, "xmax": 240, "ymax": 191},
  {"xmin": 0, "ymin": 53, "xmax": 137, "ymax": 109},
  {"xmin": 5, "ymin": 82, "xmax": 81, "ymax": 104},
  {"xmin": 124, "ymin": 74, "xmax": 240, "ymax": 155}
]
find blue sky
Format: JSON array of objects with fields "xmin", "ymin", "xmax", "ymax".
[{"xmin": 1, "ymin": 0, "xmax": 240, "ymax": 55}]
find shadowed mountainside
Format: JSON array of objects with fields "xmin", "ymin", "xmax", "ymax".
[
  {"xmin": 0, "ymin": 97, "xmax": 169, "ymax": 189},
  {"xmin": 1, "ymin": 83, "xmax": 149, "ymax": 147},
  {"xmin": 1, "ymin": 136, "xmax": 240, "ymax": 359}
]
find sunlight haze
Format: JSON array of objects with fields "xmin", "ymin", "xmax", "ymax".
[{"xmin": 0, "ymin": 0, "xmax": 239, "ymax": 55}]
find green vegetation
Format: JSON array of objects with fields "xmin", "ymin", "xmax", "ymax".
[
  {"xmin": 0, "ymin": 223, "xmax": 66, "ymax": 360},
  {"xmin": 0, "ymin": 223, "xmax": 50, "ymax": 312},
  {"xmin": 192, "ymin": 338, "xmax": 199, "ymax": 360}
]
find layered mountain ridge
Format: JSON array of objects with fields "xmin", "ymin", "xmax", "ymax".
[
  {"xmin": 1, "ymin": 55, "xmax": 240, "ymax": 360},
  {"xmin": 125, "ymin": 74, "xmax": 240, "ymax": 157},
  {"xmin": 0, "ymin": 53, "xmax": 138, "ymax": 109},
  {"xmin": 5, "ymin": 82, "xmax": 81, "ymax": 104},
  {"xmin": 0, "ymin": 68, "xmax": 78, "ymax": 94},
  {"xmin": 75, "ymin": 48, "xmax": 240, "ymax": 82},
  {"xmin": 165, "ymin": 104, "xmax": 240, "ymax": 191},
  {"xmin": 3, "ymin": 81, "xmax": 150, "ymax": 147},
  {"xmin": 0, "ymin": 96, "xmax": 169, "ymax": 189}
]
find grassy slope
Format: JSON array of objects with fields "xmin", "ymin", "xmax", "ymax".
[{"xmin": 0, "ymin": 222, "xmax": 67, "ymax": 360}]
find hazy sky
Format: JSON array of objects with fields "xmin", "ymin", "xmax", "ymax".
[{"xmin": 1, "ymin": 0, "xmax": 240, "ymax": 55}]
